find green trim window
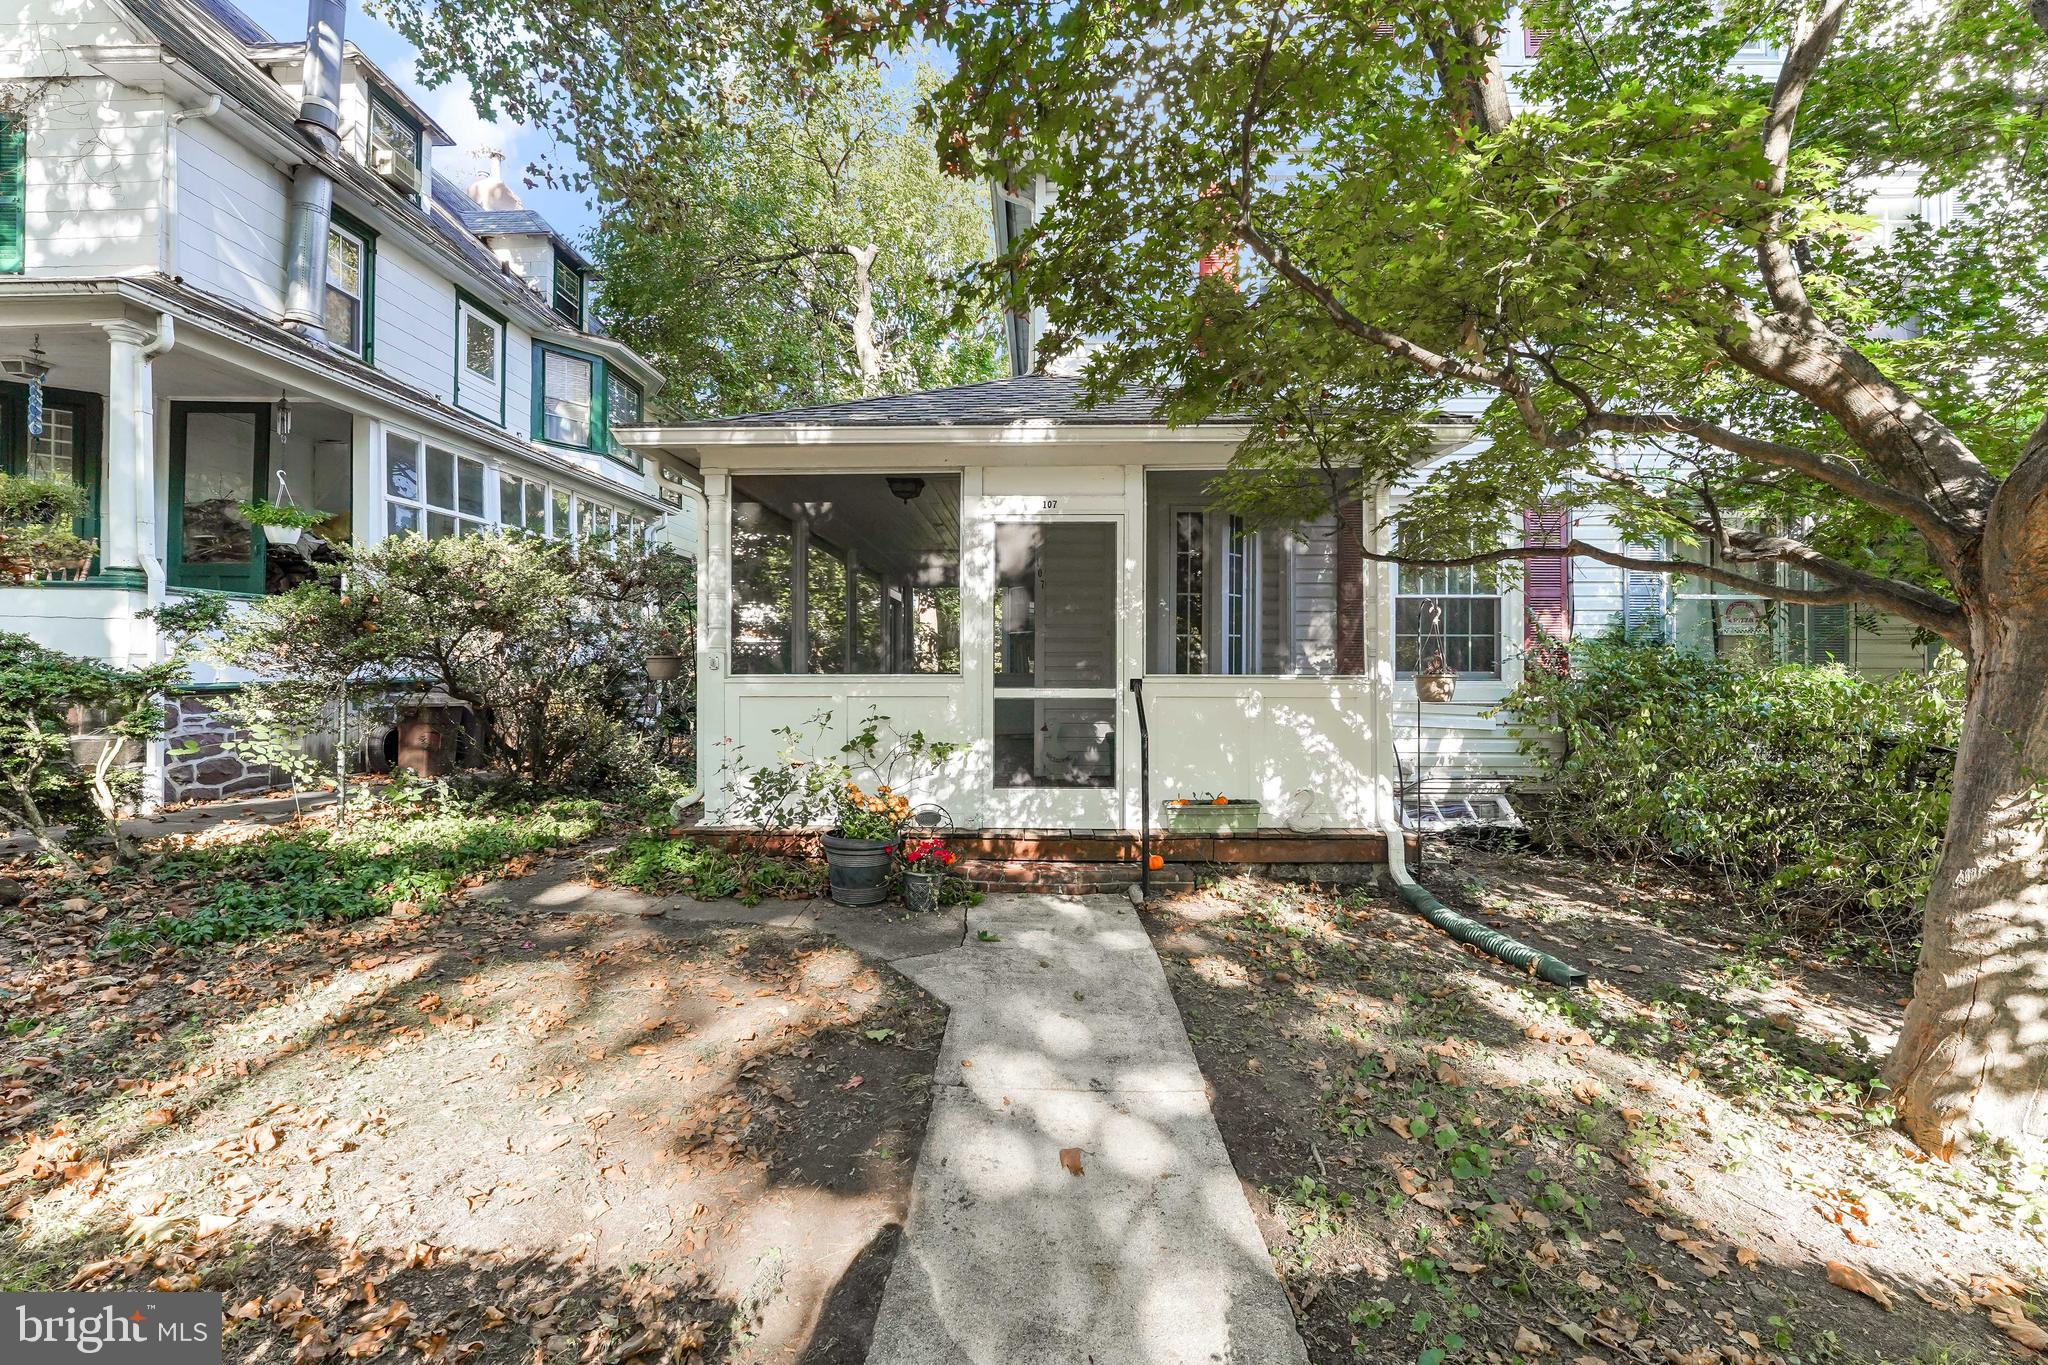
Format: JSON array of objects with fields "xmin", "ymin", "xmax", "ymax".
[
  {"xmin": 325, "ymin": 210, "xmax": 375, "ymax": 361},
  {"xmin": 454, "ymin": 290, "xmax": 506, "ymax": 424},
  {"xmin": 366, "ymin": 87, "xmax": 424, "ymax": 200},
  {"xmin": 168, "ymin": 403, "xmax": 269, "ymax": 594},
  {"xmin": 551, "ymin": 256, "xmax": 584, "ymax": 327},
  {"xmin": 532, "ymin": 343, "xmax": 645, "ymax": 471},
  {"xmin": 1, "ymin": 382, "xmax": 102, "ymax": 563},
  {"xmin": 0, "ymin": 115, "xmax": 23, "ymax": 274}
]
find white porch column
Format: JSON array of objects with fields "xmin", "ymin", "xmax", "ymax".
[
  {"xmin": 699, "ymin": 469, "xmax": 731, "ymax": 815},
  {"xmin": 94, "ymin": 320, "xmax": 154, "ymax": 592}
]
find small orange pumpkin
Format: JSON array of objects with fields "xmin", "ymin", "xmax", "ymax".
[
  {"xmin": 1147, "ymin": 853, "xmax": 1164, "ymax": 871},
  {"xmin": 1211, "ymin": 795, "xmax": 1229, "ymax": 806}
]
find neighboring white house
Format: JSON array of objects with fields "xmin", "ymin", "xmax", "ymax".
[
  {"xmin": 625, "ymin": 16, "xmax": 1942, "ymax": 836},
  {"xmin": 0, "ymin": 0, "xmax": 701, "ymax": 800}
]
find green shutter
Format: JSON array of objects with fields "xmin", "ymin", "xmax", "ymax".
[{"xmin": 0, "ymin": 116, "xmax": 26, "ymax": 274}]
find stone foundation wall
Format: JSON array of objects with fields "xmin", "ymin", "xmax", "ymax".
[{"xmin": 162, "ymin": 694, "xmax": 298, "ymax": 803}]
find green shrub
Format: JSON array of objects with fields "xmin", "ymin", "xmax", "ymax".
[
  {"xmin": 103, "ymin": 799, "xmax": 604, "ymax": 949},
  {"xmin": 0, "ymin": 632, "xmax": 180, "ymax": 869},
  {"xmin": 1495, "ymin": 633, "xmax": 1960, "ymax": 961},
  {"xmin": 605, "ymin": 835, "xmax": 823, "ymax": 905}
]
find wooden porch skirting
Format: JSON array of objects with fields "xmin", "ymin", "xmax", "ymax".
[{"xmin": 677, "ymin": 826, "xmax": 1413, "ymax": 896}]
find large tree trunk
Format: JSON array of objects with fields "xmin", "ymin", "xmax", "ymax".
[{"xmin": 1886, "ymin": 441, "xmax": 2048, "ymax": 1156}]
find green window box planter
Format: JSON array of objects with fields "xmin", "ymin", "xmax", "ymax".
[{"xmin": 1161, "ymin": 800, "xmax": 1262, "ymax": 835}]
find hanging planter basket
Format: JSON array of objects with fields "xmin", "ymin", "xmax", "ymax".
[
  {"xmin": 643, "ymin": 652, "xmax": 684, "ymax": 681},
  {"xmin": 1415, "ymin": 662, "xmax": 1457, "ymax": 704},
  {"xmin": 260, "ymin": 523, "xmax": 307, "ymax": 548}
]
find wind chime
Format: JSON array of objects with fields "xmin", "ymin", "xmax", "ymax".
[{"xmin": 1, "ymin": 336, "xmax": 51, "ymax": 437}]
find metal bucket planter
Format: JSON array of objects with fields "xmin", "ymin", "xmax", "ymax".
[
  {"xmin": 643, "ymin": 653, "xmax": 683, "ymax": 681},
  {"xmin": 823, "ymin": 833, "xmax": 893, "ymax": 906},
  {"xmin": 901, "ymin": 868, "xmax": 943, "ymax": 912}
]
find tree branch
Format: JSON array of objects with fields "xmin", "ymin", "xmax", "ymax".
[
  {"xmin": 1579, "ymin": 411, "xmax": 1966, "ymax": 556},
  {"xmin": 1754, "ymin": 0, "xmax": 1850, "ymax": 326}
]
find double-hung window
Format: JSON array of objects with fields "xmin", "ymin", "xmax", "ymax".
[
  {"xmin": 455, "ymin": 293, "xmax": 505, "ymax": 422},
  {"xmin": 1395, "ymin": 566, "xmax": 1502, "ymax": 678},
  {"xmin": 539, "ymin": 349, "xmax": 594, "ymax": 448},
  {"xmin": 606, "ymin": 371, "xmax": 642, "ymax": 457},
  {"xmin": 552, "ymin": 257, "xmax": 584, "ymax": 327},
  {"xmin": 385, "ymin": 432, "xmax": 486, "ymax": 539},
  {"xmin": 534, "ymin": 346, "xmax": 645, "ymax": 470},
  {"xmin": 324, "ymin": 212, "xmax": 374, "ymax": 360},
  {"xmin": 366, "ymin": 90, "xmax": 423, "ymax": 200}
]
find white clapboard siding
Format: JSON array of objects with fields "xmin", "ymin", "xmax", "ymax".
[
  {"xmin": 175, "ymin": 117, "xmax": 289, "ymax": 314},
  {"xmin": 372, "ymin": 238, "xmax": 457, "ymax": 402},
  {"xmin": 1293, "ymin": 517, "xmax": 1339, "ymax": 672}
]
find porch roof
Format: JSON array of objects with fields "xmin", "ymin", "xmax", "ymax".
[{"xmin": 653, "ymin": 374, "xmax": 1237, "ymax": 430}]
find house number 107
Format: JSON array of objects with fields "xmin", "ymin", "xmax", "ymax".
[{"xmin": 1040, "ymin": 498, "xmax": 1058, "ymax": 509}]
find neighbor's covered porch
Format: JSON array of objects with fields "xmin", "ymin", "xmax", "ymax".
[{"xmin": 677, "ymin": 429, "xmax": 1419, "ymax": 836}]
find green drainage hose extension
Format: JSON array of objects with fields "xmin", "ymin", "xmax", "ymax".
[{"xmin": 1383, "ymin": 827, "xmax": 1587, "ymax": 988}]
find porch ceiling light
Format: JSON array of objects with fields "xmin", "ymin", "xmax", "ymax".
[
  {"xmin": 0, "ymin": 336, "xmax": 50, "ymax": 384},
  {"xmin": 886, "ymin": 475, "xmax": 926, "ymax": 504}
]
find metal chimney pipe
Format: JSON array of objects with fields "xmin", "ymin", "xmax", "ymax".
[{"xmin": 281, "ymin": 0, "xmax": 345, "ymax": 339}]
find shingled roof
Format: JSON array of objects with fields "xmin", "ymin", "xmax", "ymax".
[{"xmin": 677, "ymin": 374, "xmax": 1239, "ymax": 428}]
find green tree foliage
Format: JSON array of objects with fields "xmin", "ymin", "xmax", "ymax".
[
  {"xmin": 0, "ymin": 633, "xmax": 178, "ymax": 869},
  {"xmin": 587, "ymin": 63, "xmax": 1002, "ymax": 416},
  {"xmin": 193, "ymin": 533, "xmax": 695, "ymax": 792},
  {"xmin": 1499, "ymin": 634, "xmax": 1961, "ymax": 961}
]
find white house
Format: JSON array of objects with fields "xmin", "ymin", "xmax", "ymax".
[
  {"xmin": 0, "ymin": 0, "xmax": 699, "ymax": 800},
  {"xmin": 626, "ymin": 18, "xmax": 1942, "ymax": 839}
]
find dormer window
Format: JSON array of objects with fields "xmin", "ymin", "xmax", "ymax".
[
  {"xmin": 552, "ymin": 257, "xmax": 584, "ymax": 328},
  {"xmin": 367, "ymin": 88, "xmax": 423, "ymax": 199}
]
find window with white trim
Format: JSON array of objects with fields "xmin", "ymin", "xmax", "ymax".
[
  {"xmin": 497, "ymin": 471, "xmax": 553, "ymax": 537},
  {"xmin": 1667, "ymin": 536, "xmax": 1774, "ymax": 659},
  {"xmin": 540, "ymin": 350, "xmax": 594, "ymax": 446},
  {"xmin": 456, "ymin": 299, "xmax": 504, "ymax": 421},
  {"xmin": 1395, "ymin": 566, "xmax": 1502, "ymax": 678},
  {"xmin": 385, "ymin": 432, "xmax": 486, "ymax": 539}
]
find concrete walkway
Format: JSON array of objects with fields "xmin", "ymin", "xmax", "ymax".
[
  {"xmin": 463, "ymin": 869, "xmax": 1308, "ymax": 1363},
  {"xmin": 867, "ymin": 896, "xmax": 1309, "ymax": 1365}
]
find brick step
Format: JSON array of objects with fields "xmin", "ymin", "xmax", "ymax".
[{"xmin": 951, "ymin": 859, "xmax": 1202, "ymax": 895}]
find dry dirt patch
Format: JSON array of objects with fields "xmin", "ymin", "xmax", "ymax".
[
  {"xmin": 1, "ymin": 897, "xmax": 944, "ymax": 1364},
  {"xmin": 1145, "ymin": 846, "xmax": 2046, "ymax": 1365}
]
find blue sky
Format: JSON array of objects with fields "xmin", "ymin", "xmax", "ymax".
[{"xmin": 237, "ymin": 0, "xmax": 599, "ymax": 240}]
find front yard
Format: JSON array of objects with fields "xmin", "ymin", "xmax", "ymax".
[
  {"xmin": 1146, "ymin": 844, "xmax": 2048, "ymax": 1365},
  {"xmin": 0, "ymin": 805, "xmax": 944, "ymax": 1364}
]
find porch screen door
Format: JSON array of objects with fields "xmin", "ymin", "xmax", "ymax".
[
  {"xmin": 169, "ymin": 403, "xmax": 269, "ymax": 593},
  {"xmin": 988, "ymin": 518, "xmax": 1122, "ymax": 827}
]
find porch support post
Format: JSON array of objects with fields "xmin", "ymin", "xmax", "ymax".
[
  {"xmin": 699, "ymin": 469, "xmax": 731, "ymax": 815},
  {"xmin": 94, "ymin": 319, "xmax": 153, "ymax": 592},
  {"xmin": 789, "ymin": 513, "xmax": 810, "ymax": 673},
  {"xmin": 1366, "ymin": 483, "xmax": 1399, "ymax": 829}
]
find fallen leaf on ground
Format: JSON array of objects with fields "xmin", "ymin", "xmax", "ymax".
[
  {"xmin": 1825, "ymin": 1260, "xmax": 1895, "ymax": 1310},
  {"xmin": 1059, "ymin": 1147, "xmax": 1085, "ymax": 1177}
]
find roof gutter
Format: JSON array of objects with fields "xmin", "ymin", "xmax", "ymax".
[{"xmin": 280, "ymin": 0, "xmax": 346, "ymax": 341}]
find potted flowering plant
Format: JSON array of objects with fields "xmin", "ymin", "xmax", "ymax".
[
  {"xmin": 821, "ymin": 781, "xmax": 911, "ymax": 907},
  {"xmin": 898, "ymin": 836, "xmax": 956, "ymax": 911}
]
